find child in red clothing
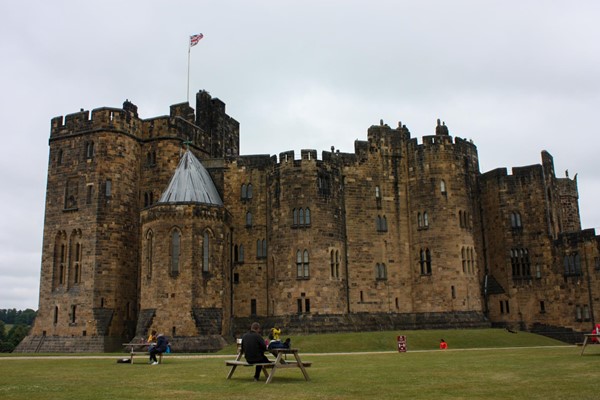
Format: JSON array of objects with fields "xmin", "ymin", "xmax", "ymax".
[{"xmin": 439, "ymin": 339, "xmax": 448, "ymax": 350}]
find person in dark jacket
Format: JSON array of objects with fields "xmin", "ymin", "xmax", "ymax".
[
  {"xmin": 241, "ymin": 322, "xmax": 270, "ymax": 381},
  {"xmin": 149, "ymin": 334, "xmax": 167, "ymax": 365}
]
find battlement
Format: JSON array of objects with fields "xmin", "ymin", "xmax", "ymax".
[{"xmin": 50, "ymin": 101, "xmax": 143, "ymax": 138}]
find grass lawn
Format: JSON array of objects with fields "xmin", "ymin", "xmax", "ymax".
[{"xmin": 1, "ymin": 329, "xmax": 599, "ymax": 399}]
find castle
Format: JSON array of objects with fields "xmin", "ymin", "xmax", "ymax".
[{"xmin": 17, "ymin": 90, "xmax": 600, "ymax": 352}]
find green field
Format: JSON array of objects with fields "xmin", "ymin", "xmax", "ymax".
[{"xmin": 1, "ymin": 329, "xmax": 599, "ymax": 400}]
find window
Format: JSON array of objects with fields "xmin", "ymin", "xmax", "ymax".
[
  {"xmin": 376, "ymin": 263, "xmax": 387, "ymax": 280},
  {"xmin": 146, "ymin": 230, "xmax": 153, "ymax": 279},
  {"xmin": 540, "ymin": 301, "xmax": 545, "ymax": 313},
  {"xmin": 420, "ymin": 248, "xmax": 432, "ymax": 275},
  {"xmin": 292, "ymin": 207, "xmax": 311, "ymax": 227},
  {"xmin": 86, "ymin": 184, "xmax": 93, "ymax": 205},
  {"xmin": 170, "ymin": 229, "xmax": 181, "ymax": 275},
  {"xmin": 257, "ymin": 239, "xmax": 266, "ymax": 259},
  {"xmin": 583, "ymin": 305, "xmax": 591, "ymax": 320},
  {"xmin": 564, "ymin": 253, "xmax": 581, "ymax": 276},
  {"xmin": 241, "ymin": 183, "xmax": 253, "ymax": 199},
  {"xmin": 510, "ymin": 212, "xmax": 522, "ymax": 229},
  {"xmin": 296, "ymin": 250, "xmax": 310, "ymax": 278},
  {"xmin": 511, "ymin": 248, "xmax": 531, "ymax": 278},
  {"xmin": 246, "ymin": 211, "xmax": 253, "ymax": 227},
  {"xmin": 423, "ymin": 212, "xmax": 429, "ymax": 227},
  {"xmin": 54, "ymin": 306, "xmax": 58, "ymax": 324},
  {"xmin": 417, "ymin": 212, "xmax": 428, "ymax": 229},
  {"xmin": 376, "ymin": 215, "xmax": 388, "ymax": 232},
  {"xmin": 143, "ymin": 191, "xmax": 154, "ymax": 207},
  {"xmin": 202, "ymin": 231, "xmax": 209, "ymax": 272},
  {"xmin": 85, "ymin": 141, "xmax": 94, "ymax": 159},
  {"xmin": 375, "ymin": 185, "xmax": 382, "ymax": 208},
  {"xmin": 500, "ymin": 300, "xmax": 510, "ymax": 314},
  {"xmin": 451, "ymin": 285, "xmax": 456, "ymax": 299},
  {"xmin": 73, "ymin": 242, "xmax": 82, "ymax": 284},
  {"xmin": 330, "ymin": 250, "xmax": 340, "ymax": 278},
  {"xmin": 440, "ymin": 179, "xmax": 447, "ymax": 195},
  {"xmin": 235, "ymin": 244, "xmax": 244, "ymax": 263},
  {"xmin": 70, "ymin": 305, "xmax": 77, "ymax": 324},
  {"xmin": 462, "ymin": 247, "xmax": 475, "ymax": 274},
  {"xmin": 105, "ymin": 179, "xmax": 112, "ymax": 197},
  {"xmin": 251, "ymin": 299, "xmax": 257, "ymax": 316}
]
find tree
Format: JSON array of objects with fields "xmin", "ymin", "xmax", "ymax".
[{"xmin": 6, "ymin": 324, "xmax": 30, "ymax": 348}]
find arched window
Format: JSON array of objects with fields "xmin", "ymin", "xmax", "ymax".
[
  {"xmin": 303, "ymin": 250, "xmax": 310, "ymax": 277},
  {"xmin": 293, "ymin": 208, "xmax": 298, "ymax": 225},
  {"xmin": 170, "ymin": 229, "xmax": 181, "ymax": 275},
  {"xmin": 247, "ymin": 183, "xmax": 253, "ymax": 199},
  {"xmin": 246, "ymin": 211, "xmax": 253, "ymax": 227},
  {"xmin": 440, "ymin": 179, "xmax": 447, "ymax": 194},
  {"xmin": 417, "ymin": 213, "xmax": 423, "ymax": 227},
  {"xmin": 203, "ymin": 231, "xmax": 210, "ymax": 272},
  {"xmin": 85, "ymin": 141, "xmax": 94, "ymax": 159},
  {"xmin": 299, "ymin": 208, "xmax": 305, "ymax": 225},
  {"xmin": 74, "ymin": 242, "xmax": 81, "ymax": 284},
  {"xmin": 423, "ymin": 212, "xmax": 429, "ymax": 227},
  {"xmin": 420, "ymin": 248, "xmax": 432, "ymax": 275},
  {"xmin": 241, "ymin": 184, "xmax": 247, "ymax": 199},
  {"xmin": 146, "ymin": 230, "xmax": 153, "ymax": 279},
  {"xmin": 70, "ymin": 305, "xmax": 77, "ymax": 323},
  {"xmin": 375, "ymin": 186, "xmax": 380, "ymax": 198},
  {"xmin": 296, "ymin": 250, "xmax": 310, "ymax": 278},
  {"xmin": 305, "ymin": 208, "xmax": 311, "ymax": 225}
]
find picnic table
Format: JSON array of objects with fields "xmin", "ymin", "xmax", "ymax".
[
  {"xmin": 122, "ymin": 342, "xmax": 162, "ymax": 364},
  {"xmin": 580, "ymin": 334, "xmax": 600, "ymax": 355},
  {"xmin": 225, "ymin": 346, "xmax": 311, "ymax": 384}
]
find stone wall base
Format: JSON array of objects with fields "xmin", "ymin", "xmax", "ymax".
[
  {"xmin": 15, "ymin": 335, "xmax": 124, "ymax": 353},
  {"xmin": 231, "ymin": 311, "xmax": 491, "ymax": 338}
]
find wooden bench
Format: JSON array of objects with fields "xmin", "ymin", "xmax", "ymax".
[
  {"xmin": 225, "ymin": 344, "xmax": 312, "ymax": 383},
  {"xmin": 225, "ymin": 360, "xmax": 275, "ymax": 379},
  {"xmin": 123, "ymin": 343, "xmax": 165, "ymax": 364}
]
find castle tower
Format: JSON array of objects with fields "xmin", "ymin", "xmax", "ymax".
[
  {"xmin": 23, "ymin": 103, "xmax": 144, "ymax": 352},
  {"xmin": 139, "ymin": 150, "xmax": 230, "ymax": 351}
]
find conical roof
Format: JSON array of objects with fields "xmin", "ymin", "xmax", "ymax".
[{"xmin": 158, "ymin": 150, "xmax": 223, "ymax": 206}]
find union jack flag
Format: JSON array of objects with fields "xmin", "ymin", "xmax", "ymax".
[{"xmin": 190, "ymin": 33, "xmax": 204, "ymax": 47}]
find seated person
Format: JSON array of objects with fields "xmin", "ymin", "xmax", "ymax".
[
  {"xmin": 268, "ymin": 337, "xmax": 291, "ymax": 351},
  {"xmin": 242, "ymin": 322, "xmax": 270, "ymax": 381},
  {"xmin": 149, "ymin": 334, "xmax": 168, "ymax": 365}
]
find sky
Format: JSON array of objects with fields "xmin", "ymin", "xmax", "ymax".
[{"xmin": 1, "ymin": 0, "xmax": 599, "ymax": 311}]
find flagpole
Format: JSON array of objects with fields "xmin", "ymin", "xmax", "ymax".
[{"xmin": 187, "ymin": 37, "xmax": 191, "ymax": 103}]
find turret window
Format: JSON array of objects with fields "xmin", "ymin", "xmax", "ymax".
[
  {"xmin": 170, "ymin": 228, "xmax": 181, "ymax": 276},
  {"xmin": 292, "ymin": 208, "xmax": 311, "ymax": 228},
  {"xmin": 202, "ymin": 231, "xmax": 210, "ymax": 272}
]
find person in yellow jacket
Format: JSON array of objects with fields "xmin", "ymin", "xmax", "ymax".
[{"xmin": 271, "ymin": 327, "xmax": 281, "ymax": 341}]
